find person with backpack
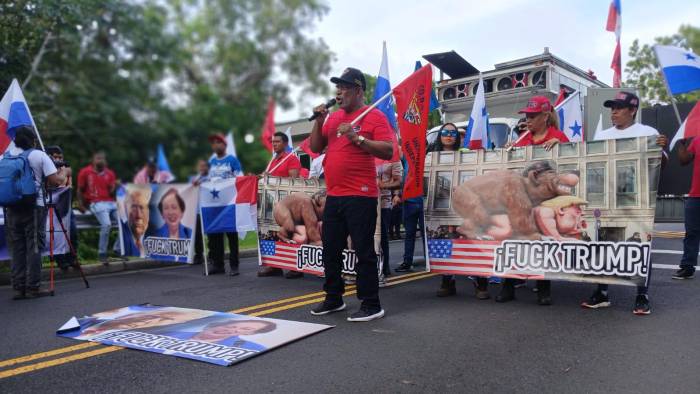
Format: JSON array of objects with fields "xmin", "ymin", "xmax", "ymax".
[{"xmin": 1, "ymin": 126, "xmax": 67, "ymax": 300}]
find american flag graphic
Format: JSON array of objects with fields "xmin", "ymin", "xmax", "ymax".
[
  {"xmin": 428, "ymin": 238, "xmax": 544, "ymax": 279},
  {"xmin": 259, "ymin": 240, "xmax": 324, "ymax": 276}
]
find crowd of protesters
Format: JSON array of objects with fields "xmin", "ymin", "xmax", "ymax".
[{"xmin": 4, "ymin": 78, "xmax": 698, "ymax": 327}]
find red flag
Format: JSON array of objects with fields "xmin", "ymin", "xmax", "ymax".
[
  {"xmin": 299, "ymin": 137, "xmax": 320, "ymax": 159},
  {"xmin": 392, "ymin": 64, "xmax": 432, "ymax": 200},
  {"xmin": 611, "ymin": 41, "xmax": 622, "ymax": 88},
  {"xmin": 374, "ymin": 131, "xmax": 400, "ymax": 166},
  {"xmin": 260, "ymin": 98, "xmax": 275, "ymax": 152}
]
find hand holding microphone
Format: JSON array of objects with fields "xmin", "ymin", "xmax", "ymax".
[{"xmin": 308, "ymin": 98, "xmax": 336, "ymax": 122}]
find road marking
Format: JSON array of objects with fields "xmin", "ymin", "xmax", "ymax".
[
  {"xmin": 653, "ymin": 249, "xmax": 700, "ymax": 256},
  {"xmin": 0, "ymin": 347, "xmax": 122, "ymax": 379},
  {"xmin": 0, "ymin": 343, "xmax": 100, "ymax": 368},
  {"xmin": 0, "ymin": 271, "xmax": 434, "ymax": 378}
]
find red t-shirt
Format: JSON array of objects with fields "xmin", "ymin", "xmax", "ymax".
[
  {"xmin": 268, "ymin": 151, "xmax": 302, "ymax": 177},
  {"xmin": 77, "ymin": 165, "xmax": 116, "ymax": 204},
  {"xmin": 688, "ymin": 137, "xmax": 700, "ymax": 197},
  {"xmin": 322, "ymin": 106, "xmax": 393, "ymax": 197},
  {"xmin": 514, "ymin": 126, "xmax": 570, "ymax": 147}
]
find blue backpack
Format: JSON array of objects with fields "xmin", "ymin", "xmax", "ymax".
[{"xmin": 0, "ymin": 149, "xmax": 38, "ymax": 206}]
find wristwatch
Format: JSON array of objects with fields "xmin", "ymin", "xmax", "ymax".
[{"xmin": 356, "ymin": 135, "xmax": 366, "ymax": 146}]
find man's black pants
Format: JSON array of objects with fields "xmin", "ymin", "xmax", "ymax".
[
  {"xmin": 208, "ymin": 231, "xmax": 239, "ymax": 269},
  {"xmin": 322, "ymin": 196, "xmax": 380, "ymax": 310}
]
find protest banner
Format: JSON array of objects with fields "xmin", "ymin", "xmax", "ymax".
[
  {"xmin": 257, "ymin": 176, "xmax": 382, "ymax": 276},
  {"xmin": 57, "ymin": 304, "xmax": 332, "ymax": 366},
  {"xmin": 117, "ymin": 184, "xmax": 198, "ymax": 262},
  {"xmin": 424, "ymin": 137, "xmax": 662, "ymax": 287}
]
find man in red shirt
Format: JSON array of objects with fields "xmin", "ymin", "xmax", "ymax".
[
  {"xmin": 308, "ymin": 67, "xmax": 393, "ymax": 322},
  {"xmin": 77, "ymin": 151, "xmax": 118, "ymax": 263},
  {"xmin": 266, "ymin": 132, "xmax": 301, "ymax": 178},
  {"xmin": 259, "ymin": 131, "xmax": 303, "ymax": 278},
  {"xmin": 673, "ymin": 137, "xmax": 700, "ymax": 279}
]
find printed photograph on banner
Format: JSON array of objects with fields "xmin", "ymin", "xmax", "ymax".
[
  {"xmin": 257, "ymin": 176, "xmax": 362, "ymax": 276},
  {"xmin": 57, "ymin": 304, "xmax": 332, "ymax": 366},
  {"xmin": 424, "ymin": 138, "xmax": 662, "ymax": 287},
  {"xmin": 117, "ymin": 184, "xmax": 197, "ymax": 262}
]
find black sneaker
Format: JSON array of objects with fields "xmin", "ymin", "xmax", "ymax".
[
  {"xmin": 207, "ymin": 265, "xmax": 225, "ymax": 275},
  {"xmin": 12, "ymin": 289, "xmax": 26, "ymax": 300},
  {"xmin": 347, "ymin": 307, "xmax": 385, "ymax": 322},
  {"xmin": 26, "ymin": 288, "xmax": 51, "ymax": 299},
  {"xmin": 581, "ymin": 291, "xmax": 610, "ymax": 309},
  {"xmin": 633, "ymin": 294, "xmax": 651, "ymax": 315},
  {"xmin": 672, "ymin": 267, "xmax": 695, "ymax": 280},
  {"xmin": 310, "ymin": 300, "xmax": 346, "ymax": 316},
  {"xmin": 395, "ymin": 263, "xmax": 413, "ymax": 272}
]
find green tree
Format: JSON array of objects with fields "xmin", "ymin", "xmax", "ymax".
[
  {"xmin": 624, "ymin": 24, "xmax": 700, "ymax": 105},
  {"xmin": 0, "ymin": 0, "xmax": 334, "ymax": 179}
]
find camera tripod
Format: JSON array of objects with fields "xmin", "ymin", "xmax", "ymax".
[{"xmin": 46, "ymin": 187, "xmax": 89, "ymax": 295}]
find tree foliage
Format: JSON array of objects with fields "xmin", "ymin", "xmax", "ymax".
[
  {"xmin": 624, "ymin": 24, "xmax": 700, "ymax": 106},
  {"xmin": 0, "ymin": 0, "xmax": 333, "ymax": 179}
]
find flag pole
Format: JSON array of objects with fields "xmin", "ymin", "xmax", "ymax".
[
  {"xmin": 506, "ymin": 131, "xmax": 530, "ymax": 152},
  {"xmin": 349, "ymin": 90, "xmax": 393, "ymax": 127},
  {"xmin": 653, "ymin": 46, "xmax": 684, "ymax": 126}
]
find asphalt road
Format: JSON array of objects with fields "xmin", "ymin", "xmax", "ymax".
[{"xmin": 1, "ymin": 235, "xmax": 699, "ymax": 394}]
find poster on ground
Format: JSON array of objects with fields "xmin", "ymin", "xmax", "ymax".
[
  {"xmin": 117, "ymin": 184, "xmax": 198, "ymax": 262},
  {"xmin": 57, "ymin": 304, "xmax": 332, "ymax": 366},
  {"xmin": 257, "ymin": 176, "xmax": 379, "ymax": 276},
  {"xmin": 424, "ymin": 138, "xmax": 662, "ymax": 287}
]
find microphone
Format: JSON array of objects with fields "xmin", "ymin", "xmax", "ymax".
[{"xmin": 308, "ymin": 98, "xmax": 337, "ymax": 121}]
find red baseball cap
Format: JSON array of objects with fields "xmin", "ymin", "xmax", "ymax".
[
  {"xmin": 208, "ymin": 133, "xmax": 227, "ymax": 145},
  {"xmin": 518, "ymin": 96, "xmax": 553, "ymax": 114}
]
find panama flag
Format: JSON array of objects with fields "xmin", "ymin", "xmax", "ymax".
[
  {"xmin": 606, "ymin": 0, "xmax": 622, "ymax": 88},
  {"xmin": 654, "ymin": 45, "xmax": 700, "ymax": 95},
  {"xmin": 156, "ymin": 144, "xmax": 175, "ymax": 183},
  {"xmin": 199, "ymin": 176, "xmax": 258, "ymax": 234},
  {"xmin": 283, "ymin": 126, "xmax": 294, "ymax": 152},
  {"xmin": 555, "ymin": 91, "xmax": 584, "ymax": 142},
  {"xmin": 669, "ymin": 101, "xmax": 700, "ymax": 151},
  {"xmin": 373, "ymin": 41, "xmax": 397, "ymax": 131},
  {"xmin": 0, "ymin": 79, "xmax": 39, "ymax": 154},
  {"xmin": 393, "ymin": 64, "xmax": 432, "ymax": 199},
  {"xmin": 464, "ymin": 74, "xmax": 489, "ymax": 150}
]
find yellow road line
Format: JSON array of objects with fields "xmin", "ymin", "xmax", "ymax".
[
  {"xmin": 0, "ymin": 343, "xmax": 100, "ymax": 368},
  {"xmin": 0, "ymin": 347, "xmax": 122, "ymax": 379},
  {"xmin": 0, "ymin": 271, "xmax": 434, "ymax": 379}
]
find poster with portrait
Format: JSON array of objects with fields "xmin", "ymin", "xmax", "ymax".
[
  {"xmin": 424, "ymin": 137, "xmax": 663, "ymax": 287},
  {"xmin": 257, "ymin": 176, "xmax": 382, "ymax": 276},
  {"xmin": 57, "ymin": 304, "xmax": 332, "ymax": 366},
  {"xmin": 117, "ymin": 184, "xmax": 198, "ymax": 263}
]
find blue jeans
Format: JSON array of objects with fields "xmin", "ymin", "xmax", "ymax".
[
  {"xmin": 680, "ymin": 197, "xmax": 700, "ymax": 272},
  {"xmin": 90, "ymin": 201, "xmax": 117, "ymax": 256},
  {"xmin": 402, "ymin": 199, "xmax": 424, "ymax": 265}
]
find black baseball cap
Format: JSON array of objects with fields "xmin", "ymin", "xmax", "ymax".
[
  {"xmin": 604, "ymin": 91, "xmax": 640, "ymax": 108},
  {"xmin": 330, "ymin": 67, "xmax": 366, "ymax": 91}
]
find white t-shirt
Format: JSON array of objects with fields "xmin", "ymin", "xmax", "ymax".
[
  {"xmin": 594, "ymin": 123, "xmax": 659, "ymax": 141},
  {"xmin": 8, "ymin": 147, "xmax": 58, "ymax": 206},
  {"xmin": 309, "ymin": 154, "xmax": 325, "ymax": 178}
]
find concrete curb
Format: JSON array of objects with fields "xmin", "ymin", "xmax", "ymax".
[{"xmin": 0, "ymin": 248, "xmax": 259, "ymax": 286}]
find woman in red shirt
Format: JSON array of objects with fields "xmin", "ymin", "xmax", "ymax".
[
  {"xmin": 511, "ymin": 95, "xmax": 569, "ymax": 150},
  {"xmin": 498, "ymin": 96, "xmax": 566, "ymax": 306}
]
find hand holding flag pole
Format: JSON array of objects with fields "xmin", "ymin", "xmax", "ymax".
[
  {"xmin": 506, "ymin": 131, "xmax": 530, "ymax": 152},
  {"xmin": 336, "ymin": 90, "xmax": 393, "ymax": 137}
]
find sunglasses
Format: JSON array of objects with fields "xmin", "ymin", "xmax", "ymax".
[{"xmin": 440, "ymin": 130, "xmax": 458, "ymax": 137}]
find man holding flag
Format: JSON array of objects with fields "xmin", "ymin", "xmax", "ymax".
[
  {"xmin": 672, "ymin": 102, "xmax": 700, "ymax": 280},
  {"xmin": 308, "ymin": 67, "xmax": 393, "ymax": 322}
]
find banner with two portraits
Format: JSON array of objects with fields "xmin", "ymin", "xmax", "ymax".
[
  {"xmin": 425, "ymin": 137, "xmax": 663, "ymax": 287},
  {"xmin": 117, "ymin": 184, "xmax": 198, "ymax": 262}
]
